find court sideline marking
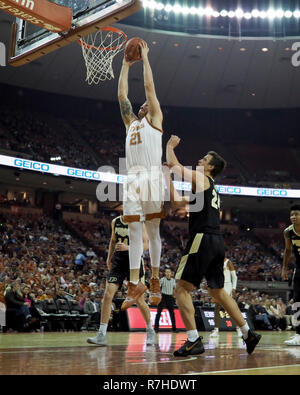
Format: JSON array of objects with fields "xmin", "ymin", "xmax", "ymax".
[{"xmin": 184, "ymin": 363, "xmax": 300, "ymax": 375}]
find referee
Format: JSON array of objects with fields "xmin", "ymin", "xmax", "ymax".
[{"xmin": 154, "ymin": 269, "xmax": 177, "ymax": 332}]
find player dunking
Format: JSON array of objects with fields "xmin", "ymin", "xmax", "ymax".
[
  {"xmin": 165, "ymin": 135, "xmax": 261, "ymax": 356},
  {"xmin": 118, "ymin": 40, "xmax": 163, "ymax": 310},
  {"xmin": 282, "ymin": 205, "xmax": 300, "ymax": 346},
  {"xmin": 87, "ymin": 215, "xmax": 156, "ymax": 346}
]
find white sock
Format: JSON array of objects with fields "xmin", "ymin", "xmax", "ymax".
[
  {"xmin": 145, "ymin": 219, "xmax": 161, "ymax": 269},
  {"xmin": 240, "ymin": 323, "xmax": 250, "ymax": 339},
  {"xmin": 130, "ymin": 280, "xmax": 138, "ymax": 285},
  {"xmin": 146, "ymin": 321, "xmax": 153, "ymax": 331},
  {"xmin": 187, "ymin": 329, "xmax": 199, "ymax": 342},
  {"xmin": 128, "ymin": 222, "xmax": 144, "ymax": 272},
  {"xmin": 99, "ymin": 323, "xmax": 108, "ymax": 336}
]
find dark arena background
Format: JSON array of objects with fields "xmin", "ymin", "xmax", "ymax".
[{"xmin": 0, "ymin": 0, "xmax": 300, "ymax": 385}]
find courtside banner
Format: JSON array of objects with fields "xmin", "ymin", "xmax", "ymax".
[
  {"xmin": 127, "ymin": 307, "xmax": 185, "ymax": 330},
  {"xmin": 1, "ymin": 154, "xmax": 300, "ymax": 198}
]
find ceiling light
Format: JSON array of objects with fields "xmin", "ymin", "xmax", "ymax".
[
  {"xmin": 259, "ymin": 11, "xmax": 267, "ymax": 18},
  {"xmin": 294, "ymin": 10, "xmax": 300, "ymax": 18},
  {"xmin": 261, "ymin": 48, "xmax": 269, "ymax": 52},
  {"xmin": 147, "ymin": 0, "xmax": 156, "ymax": 10},
  {"xmin": 251, "ymin": 9, "xmax": 260, "ymax": 17},
  {"xmin": 235, "ymin": 9, "xmax": 244, "ymax": 18},
  {"xmin": 142, "ymin": 2, "xmax": 297, "ymax": 20},
  {"xmin": 197, "ymin": 7, "xmax": 204, "ymax": 16},
  {"xmin": 275, "ymin": 9, "xmax": 284, "ymax": 18},
  {"xmin": 285, "ymin": 10, "xmax": 293, "ymax": 18},
  {"xmin": 267, "ymin": 9, "xmax": 276, "ymax": 19},
  {"xmin": 164, "ymin": 4, "xmax": 173, "ymax": 12},
  {"xmin": 204, "ymin": 7, "xmax": 213, "ymax": 16},
  {"xmin": 155, "ymin": 2, "xmax": 164, "ymax": 11},
  {"xmin": 173, "ymin": 4, "xmax": 182, "ymax": 14}
]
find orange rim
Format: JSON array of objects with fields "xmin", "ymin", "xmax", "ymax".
[{"xmin": 78, "ymin": 26, "xmax": 127, "ymax": 51}]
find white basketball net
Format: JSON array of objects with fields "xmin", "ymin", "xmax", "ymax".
[{"xmin": 79, "ymin": 28, "xmax": 126, "ymax": 85}]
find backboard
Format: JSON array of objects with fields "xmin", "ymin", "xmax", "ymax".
[{"xmin": 8, "ymin": 0, "xmax": 141, "ymax": 66}]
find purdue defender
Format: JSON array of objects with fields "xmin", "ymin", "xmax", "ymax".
[
  {"xmin": 166, "ymin": 135, "xmax": 261, "ymax": 356},
  {"xmin": 282, "ymin": 205, "xmax": 300, "ymax": 346},
  {"xmin": 87, "ymin": 216, "xmax": 156, "ymax": 346},
  {"xmin": 118, "ymin": 40, "xmax": 163, "ymax": 311}
]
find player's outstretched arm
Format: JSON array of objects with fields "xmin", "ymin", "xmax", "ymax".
[
  {"xmin": 166, "ymin": 135, "xmax": 209, "ymax": 192},
  {"xmin": 118, "ymin": 59, "xmax": 137, "ymax": 131},
  {"xmin": 282, "ymin": 229, "xmax": 292, "ymax": 280},
  {"xmin": 140, "ymin": 42, "xmax": 162, "ymax": 128},
  {"xmin": 106, "ymin": 218, "xmax": 117, "ymax": 271},
  {"xmin": 163, "ymin": 162, "xmax": 189, "ymax": 208}
]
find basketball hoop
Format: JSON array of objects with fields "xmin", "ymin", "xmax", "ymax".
[{"xmin": 79, "ymin": 26, "xmax": 127, "ymax": 85}]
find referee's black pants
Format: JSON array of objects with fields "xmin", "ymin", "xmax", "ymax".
[{"xmin": 154, "ymin": 294, "xmax": 176, "ymax": 331}]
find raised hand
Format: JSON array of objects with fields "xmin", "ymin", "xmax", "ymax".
[
  {"xmin": 167, "ymin": 135, "xmax": 181, "ymax": 149},
  {"xmin": 139, "ymin": 40, "xmax": 149, "ymax": 60}
]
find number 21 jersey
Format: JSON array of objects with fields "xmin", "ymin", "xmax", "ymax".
[{"xmin": 126, "ymin": 115, "xmax": 163, "ymax": 171}]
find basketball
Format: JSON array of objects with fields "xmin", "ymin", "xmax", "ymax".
[{"xmin": 124, "ymin": 37, "xmax": 144, "ymax": 62}]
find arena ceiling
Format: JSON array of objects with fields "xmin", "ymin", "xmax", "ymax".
[{"xmin": 1, "ymin": 5, "xmax": 300, "ymax": 109}]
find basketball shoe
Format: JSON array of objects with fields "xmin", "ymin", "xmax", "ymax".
[
  {"xmin": 146, "ymin": 328, "xmax": 156, "ymax": 345},
  {"xmin": 236, "ymin": 327, "xmax": 242, "ymax": 337},
  {"xmin": 121, "ymin": 281, "xmax": 147, "ymax": 311},
  {"xmin": 174, "ymin": 336, "xmax": 205, "ymax": 357},
  {"xmin": 149, "ymin": 278, "xmax": 161, "ymax": 305},
  {"xmin": 210, "ymin": 328, "xmax": 219, "ymax": 338},
  {"xmin": 243, "ymin": 330, "xmax": 261, "ymax": 354},
  {"xmin": 285, "ymin": 334, "xmax": 300, "ymax": 346},
  {"xmin": 87, "ymin": 331, "xmax": 107, "ymax": 346}
]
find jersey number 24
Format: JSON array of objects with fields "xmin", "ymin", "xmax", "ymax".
[{"xmin": 211, "ymin": 189, "xmax": 220, "ymax": 210}]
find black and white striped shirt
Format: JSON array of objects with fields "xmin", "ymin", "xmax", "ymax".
[{"xmin": 160, "ymin": 277, "xmax": 176, "ymax": 296}]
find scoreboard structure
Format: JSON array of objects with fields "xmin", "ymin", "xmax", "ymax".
[{"xmin": 195, "ymin": 307, "xmax": 254, "ymax": 331}]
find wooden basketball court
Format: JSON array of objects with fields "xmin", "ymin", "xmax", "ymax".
[{"xmin": 1, "ymin": 331, "xmax": 300, "ymax": 375}]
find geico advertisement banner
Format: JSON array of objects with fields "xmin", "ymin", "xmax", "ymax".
[{"xmin": 0, "ymin": 154, "xmax": 299, "ymax": 198}]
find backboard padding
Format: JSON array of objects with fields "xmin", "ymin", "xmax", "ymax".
[{"xmin": 9, "ymin": 0, "xmax": 141, "ymax": 66}]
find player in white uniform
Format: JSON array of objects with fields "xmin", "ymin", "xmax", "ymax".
[
  {"xmin": 118, "ymin": 40, "xmax": 163, "ymax": 310},
  {"xmin": 210, "ymin": 258, "xmax": 241, "ymax": 337}
]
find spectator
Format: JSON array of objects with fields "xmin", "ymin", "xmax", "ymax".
[
  {"xmin": 4, "ymin": 282, "xmax": 34, "ymax": 329},
  {"xmin": 74, "ymin": 249, "xmax": 86, "ymax": 272},
  {"xmin": 250, "ymin": 299, "xmax": 273, "ymax": 330}
]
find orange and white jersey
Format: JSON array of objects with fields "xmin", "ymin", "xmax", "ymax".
[
  {"xmin": 224, "ymin": 259, "xmax": 232, "ymax": 284},
  {"xmin": 126, "ymin": 115, "xmax": 163, "ymax": 172},
  {"xmin": 123, "ymin": 116, "xmax": 164, "ymax": 223},
  {"xmin": 223, "ymin": 258, "xmax": 237, "ymax": 294}
]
